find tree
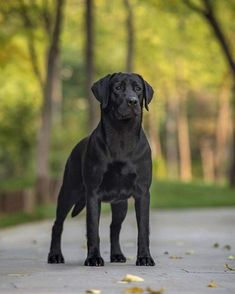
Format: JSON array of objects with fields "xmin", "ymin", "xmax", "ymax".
[
  {"xmin": 183, "ymin": 0, "xmax": 235, "ymax": 186},
  {"xmin": 36, "ymin": 0, "xmax": 65, "ymax": 203},
  {"xmin": 166, "ymin": 94, "xmax": 179, "ymax": 179},
  {"xmin": 85, "ymin": 0, "xmax": 98, "ymax": 131},
  {"xmin": 124, "ymin": 0, "xmax": 134, "ymax": 72},
  {"xmin": 215, "ymin": 73, "xmax": 233, "ymax": 181},
  {"xmin": 177, "ymin": 89, "xmax": 192, "ymax": 181},
  {"xmin": 18, "ymin": 0, "xmax": 66, "ymax": 202}
]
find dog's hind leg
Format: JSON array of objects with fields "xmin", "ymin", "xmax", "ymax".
[
  {"xmin": 110, "ymin": 200, "xmax": 128, "ymax": 263},
  {"xmin": 48, "ymin": 185, "xmax": 75, "ymax": 264}
]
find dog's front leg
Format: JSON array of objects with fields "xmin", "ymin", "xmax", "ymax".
[
  {"xmin": 135, "ymin": 191, "xmax": 155, "ymax": 266},
  {"xmin": 84, "ymin": 195, "xmax": 104, "ymax": 266}
]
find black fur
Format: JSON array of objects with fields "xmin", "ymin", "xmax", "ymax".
[{"xmin": 48, "ymin": 72, "xmax": 155, "ymax": 266}]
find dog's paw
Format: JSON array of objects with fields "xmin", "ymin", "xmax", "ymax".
[
  {"xmin": 136, "ymin": 256, "xmax": 155, "ymax": 266},
  {"xmin": 48, "ymin": 252, "xmax": 65, "ymax": 264},
  {"xmin": 84, "ymin": 256, "xmax": 104, "ymax": 266},
  {"xmin": 110, "ymin": 253, "xmax": 126, "ymax": 263}
]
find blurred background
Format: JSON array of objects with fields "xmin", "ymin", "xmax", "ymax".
[{"xmin": 0, "ymin": 0, "xmax": 235, "ymax": 227}]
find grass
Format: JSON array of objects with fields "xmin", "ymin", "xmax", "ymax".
[
  {"xmin": 150, "ymin": 180, "xmax": 235, "ymax": 208},
  {"xmin": 0, "ymin": 180, "xmax": 235, "ymax": 228},
  {"xmin": 0, "ymin": 205, "xmax": 55, "ymax": 228},
  {"xmin": 0, "ymin": 177, "xmax": 34, "ymax": 190}
]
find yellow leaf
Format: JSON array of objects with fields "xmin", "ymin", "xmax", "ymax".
[
  {"xmin": 85, "ymin": 289, "xmax": 101, "ymax": 294},
  {"xmin": 185, "ymin": 250, "xmax": 195, "ymax": 255},
  {"xmin": 125, "ymin": 287, "xmax": 144, "ymax": 293},
  {"xmin": 169, "ymin": 256, "xmax": 183, "ymax": 259},
  {"xmin": 225, "ymin": 263, "xmax": 235, "ymax": 271},
  {"xmin": 228, "ymin": 255, "xmax": 235, "ymax": 260},
  {"xmin": 208, "ymin": 281, "xmax": 218, "ymax": 288},
  {"xmin": 146, "ymin": 287, "xmax": 165, "ymax": 294},
  {"xmin": 122, "ymin": 274, "xmax": 144, "ymax": 282}
]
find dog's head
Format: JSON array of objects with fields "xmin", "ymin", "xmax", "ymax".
[{"xmin": 91, "ymin": 72, "xmax": 154, "ymax": 121}]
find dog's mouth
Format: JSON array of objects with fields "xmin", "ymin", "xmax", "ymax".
[
  {"xmin": 116, "ymin": 111, "xmax": 139, "ymax": 121},
  {"xmin": 115, "ymin": 108, "xmax": 140, "ymax": 121}
]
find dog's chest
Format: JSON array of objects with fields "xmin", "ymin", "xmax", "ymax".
[{"xmin": 98, "ymin": 160, "xmax": 137, "ymax": 202}]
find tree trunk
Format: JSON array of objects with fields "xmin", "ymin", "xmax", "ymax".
[
  {"xmin": 148, "ymin": 109, "xmax": 162, "ymax": 159},
  {"xmin": 177, "ymin": 93, "xmax": 192, "ymax": 181},
  {"xmin": 200, "ymin": 138, "xmax": 215, "ymax": 183},
  {"xmin": 18, "ymin": 0, "xmax": 44, "ymax": 92},
  {"xmin": 36, "ymin": 0, "xmax": 65, "ymax": 204},
  {"xmin": 230, "ymin": 127, "xmax": 235, "ymax": 185},
  {"xmin": 85, "ymin": 0, "xmax": 98, "ymax": 131},
  {"xmin": 229, "ymin": 87, "xmax": 235, "ymax": 185},
  {"xmin": 52, "ymin": 55, "xmax": 63, "ymax": 124},
  {"xmin": 215, "ymin": 76, "xmax": 233, "ymax": 181},
  {"xmin": 183, "ymin": 0, "xmax": 235, "ymax": 187},
  {"xmin": 124, "ymin": 0, "xmax": 134, "ymax": 72},
  {"xmin": 166, "ymin": 96, "xmax": 179, "ymax": 179}
]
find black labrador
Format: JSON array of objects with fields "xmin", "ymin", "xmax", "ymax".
[{"xmin": 48, "ymin": 72, "xmax": 155, "ymax": 266}]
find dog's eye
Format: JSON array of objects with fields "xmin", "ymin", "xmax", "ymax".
[
  {"xmin": 115, "ymin": 86, "xmax": 121, "ymax": 91},
  {"xmin": 135, "ymin": 86, "xmax": 141, "ymax": 91}
]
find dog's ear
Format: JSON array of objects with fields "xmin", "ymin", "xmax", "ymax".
[
  {"xmin": 143, "ymin": 80, "xmax": 154, "ymax": 111},
  {"xmin": 138, "ymin": 75, "xmax": 154, "ymax": 111},
  {"xmin": 91, "ymin": 74, "xmax": 112, "ymax": 109}
]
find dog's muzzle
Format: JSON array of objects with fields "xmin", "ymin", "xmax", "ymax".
[{"xmin": 127, "ymin": 97, "xmax": 138, "ymax": 107}]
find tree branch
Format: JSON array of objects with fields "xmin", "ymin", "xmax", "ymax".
[
  {"xmin": 184, "ymin": 0, "xmax": 235, "ymax": 79},
  {"xmin": 183, "ymin": 0, "xmax": 207, "ymax": 16},
  {"xmin": 18, "ymin": 0, "xmax": 44, "ymax": 91},
  {"xmin": 47, "ymin": 0, "xmax": 65, "ymax": 70},
  {"xmin": 41, "ymin": 0, "xmax": 53, "ymax": 38},
  {"xmin": 202, "ymin": 0, "xmax": 235, "ymax": 78}
]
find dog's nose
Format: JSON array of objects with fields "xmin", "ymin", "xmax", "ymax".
[{"xmin": 127, "ymin": 97, "xmax": 138, "ymax": 107}]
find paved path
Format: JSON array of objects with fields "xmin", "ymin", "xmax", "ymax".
[{"xmin": 0, "ymin": 209, "xmax": 235, "ymax": 293}]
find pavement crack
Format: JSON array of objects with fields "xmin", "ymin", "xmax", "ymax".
[{"xmin": 181, "ymin": 269, "xmax": 234, "ymax": 274}]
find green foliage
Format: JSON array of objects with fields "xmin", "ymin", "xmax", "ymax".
[
  {"xmin": 0, "ymin": 64, "xmax": 40, "ymax": 178},
  {"xmin": 50, "ymin": 107, "xmax": 88, "ymax": 178},
  {"xmin": 0, "ymin": 204, "xmax": 55, "ymax": 228},
  {"xmin": 0, "ymin": 177, "xmax": 34, "ymax": 191},
  {"xmin": 0, "ymin": 0, "xmax": 234, "ymax": 183}
]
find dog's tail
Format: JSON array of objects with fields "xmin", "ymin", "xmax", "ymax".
[{"xmin": 71, "ymin": 197, "xmax": 86, "ymax": 217}]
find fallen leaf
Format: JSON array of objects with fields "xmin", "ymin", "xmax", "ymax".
[
  {"xmin": 122, "ymin": 274, "xmax": 144, "ymax": 282},
  {"xmin": 213, "ymin": 243, "xmax": 219, "ymax": 248},
  {"xmin": 208, "ymin": 281, "xmax": 218, "ymax": 288},
  {"xmin": 169, "ymin": 256, "xmax": 183, "ymax": 259},
  {"xmin": 185, "ymin": 250, "xmax": 195, "ymax": 255},
  {"xmin": 85, "ymin": 289, "xmax": 101, "ymax": 294},
  {"xmin": 146, "ymin": 287, "xmax": 165, "ymax": 294},
  {"xmin": 228, "ymin": 255, "xmax": 235, "ymax": 260},
  {"xmin": 223, "ymin": 245, "xmax": 231, "ymax": 250},
  {"xmin": 125, "ymin": 287, "xmax": 144, "ymax": 293},
  {"xmin": 225, "ymin": 263, "xmax": 235, "ymax": 271}
]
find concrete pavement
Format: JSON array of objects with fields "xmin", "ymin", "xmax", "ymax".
[{"xmin": 0, "ymin": 208, "xmax": 235, "ymax": 293}]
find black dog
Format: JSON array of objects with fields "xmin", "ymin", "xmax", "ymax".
[{"xmin": 48, "ymin": 72, "xmax": 155, "ymax": 266}]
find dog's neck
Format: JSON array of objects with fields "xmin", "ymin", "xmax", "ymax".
[{"xmin": 100, "ymin": 110, "xmax": 142, "ymax": 157}]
